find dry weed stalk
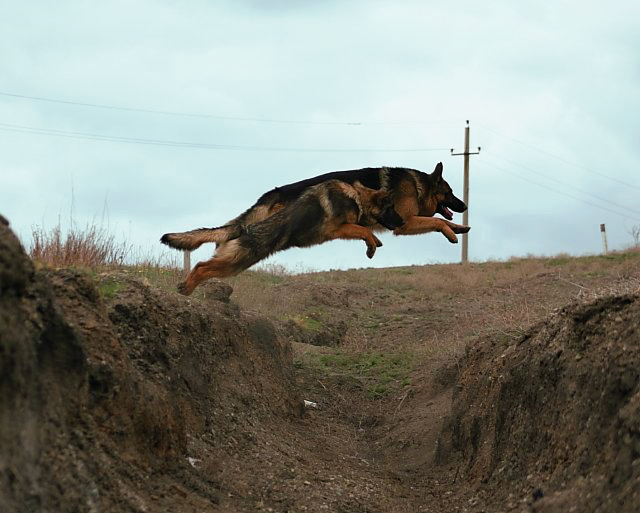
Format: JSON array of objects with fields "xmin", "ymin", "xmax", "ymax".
[{"xmin": 30, "ymin": 221, "xmax": 131, "ymax": 268}]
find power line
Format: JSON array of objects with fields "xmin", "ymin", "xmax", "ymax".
[
  {"xmin": 484, "ymin": 150, "xmax": 640, "ymax": 217},
  {"xmin": 0, "ymin": 91, "xmax": 456, "ymax": 127},
  {"xmin": 477, "ymin": 122, "xmax": 640, "ymax": 191},
  {"xmin": 480, "ymin": 159, "xmax": 640, "ymax": 223},
  {"xmin": 0, "ymin": 122, "xmax": 448, "ymax": 153}
]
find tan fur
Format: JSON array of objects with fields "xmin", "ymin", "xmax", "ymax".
[
  {"xmin": 160, "ymin": 228, "xmax": 228, "ymax": 250},
  {"xmin": 174, "ymin": 180, "xmax": 403, "ymax": 295},
  {"xmin": 161, "ymin": 163, "xmax": 470, "ymax": 294}
]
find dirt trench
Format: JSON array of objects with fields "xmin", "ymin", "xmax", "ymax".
[{"xmin": 1, "ymin": 218, "xmax": 639, "ymax": 512}]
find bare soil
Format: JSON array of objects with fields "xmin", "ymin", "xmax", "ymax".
[{"xmin": 1, "ymin": 218, "xmax": 640, "ymax": 512}]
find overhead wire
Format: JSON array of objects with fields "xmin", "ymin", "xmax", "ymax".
[
  {"xmin": 478, "ymin": 157, "xmax": 640, "ymax": 223},
  {"xmin": 477, "ymin": 122, "xmax": 640, "ymax": 192},
  {"xmin": 2, "ymin": 91, "xmax": 638, "ymax": 198},
  {"xmin": 0, "ymin": 122, "xmax": 448, "ymax": 153},
  {"xmin": 483, "ymin": 150, "xmax": 640, "ymax": 217},
  {"xmin": 0, "ymin": 91, "xmax": 456, "ymax": 126}
]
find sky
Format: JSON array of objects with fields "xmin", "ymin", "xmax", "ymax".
[{"xmin": 1, "ymin": 0, "xmax": 639, "ymax": 273}]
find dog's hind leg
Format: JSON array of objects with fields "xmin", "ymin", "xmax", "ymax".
[
  {"xmin": 176, "ymin": 258, "xmax": 236, "ymax": 296},
  {"xmin": 332, "ymin": 223, "xmax": 383, "ymax": 259},
  {"xmin": 393, "ymin": 216, "xmax": 470, "ymax": 243},
  {"xmin": 176, "ymin": 240, "xmax": 254, "ymax": 295}
]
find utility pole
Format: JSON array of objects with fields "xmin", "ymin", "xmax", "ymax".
[
  {"xmin": 600, "ymin": 224, "xmax": 608, "ymax": 254},
  {"xmin": 451, "ymin": 120, "xmax": 480, "ymax": 264}
]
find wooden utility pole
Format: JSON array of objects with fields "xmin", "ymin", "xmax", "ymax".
[{"xmin": 451, "ymin": 120, "xmax": 480, "ymax": 264}]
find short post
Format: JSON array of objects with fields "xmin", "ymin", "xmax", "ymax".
[
  {"xmin": 183, "ymin": 251, "xmax": 191, "ymax": 275},
  {"xmin": 600, "ymin": 224, "xmax": 608, "ymax": 254}
]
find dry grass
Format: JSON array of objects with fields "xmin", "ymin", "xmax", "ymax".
[
  {"xmin": 30, "ymin": 220, "xmax": 132, "ymax": 268},
  {"xmin": 27, "ymin": 220, "xmax": 185, "ymax": 294}
]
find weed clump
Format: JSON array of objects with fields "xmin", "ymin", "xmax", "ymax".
[{"xmin": 30, "ymin": 221, "xmax": 131, "ymax": 268}]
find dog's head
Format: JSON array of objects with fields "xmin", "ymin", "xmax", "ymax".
[{"xmin": 430, "ymin": 162, "xmax": 467, "ymax": 220}]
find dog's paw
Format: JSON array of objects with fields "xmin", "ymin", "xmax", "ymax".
[
  {"xmin": 452, "ymin": 225, "xmax": 471, "ymax": 234},
  {"xmin": 176, "ymin": 281, "xmax": 191, "ymax": 296},
  {"xmin": 374, "ymin": 236, "xmax": 383, "ymax": 248},
  {"xmin": 366, "ymin": 245, "xmax": 377, "ymax": 259}
]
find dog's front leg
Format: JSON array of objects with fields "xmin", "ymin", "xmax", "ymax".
[
  {"xmin": 393, "ymin": 216, "xmax": 470, "ymax": 243},
  {"xmin": 332, "ymin": 224, "xmax": 382, "ymax": 258}
]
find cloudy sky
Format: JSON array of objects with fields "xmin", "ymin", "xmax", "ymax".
[{"xmin": 2, "ymin": 0, "xmax": 639, "ymax": 272}]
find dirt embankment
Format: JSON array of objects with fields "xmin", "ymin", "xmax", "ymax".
[
  {"xmin": 1, "ymin": 215, "xmax": 639, "ymax": 513},
  {"xmin": 435, "ymin": 293, "xmax": 640, "ymax": 512},
  {"xmin": 0, "ymin": 218, "xmax": 301, "ymax": 512}
]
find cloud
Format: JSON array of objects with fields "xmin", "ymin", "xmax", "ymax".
[{"xmin": 1, "ymin": 0, "xmax": 639, "ymax": 271}]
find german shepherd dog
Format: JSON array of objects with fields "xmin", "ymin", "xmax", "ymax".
[
  {"xmin": 163, "ymin": 180, "xmax": 404, "ymax": 296},
  {"xmin": 162, "ymin": 162, "xmax": 468, "ymax": 254}
]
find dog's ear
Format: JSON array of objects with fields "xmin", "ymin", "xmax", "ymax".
[
  {"xmin": 371, "ymin": 189, "xmax": 390, "ymax": 206},
  {"xmin": 431, "ymin": 162, "xmax": 443, "ymax": 181}
]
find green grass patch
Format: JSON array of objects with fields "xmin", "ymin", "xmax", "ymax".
[
  {"xmin": 300, "ymin": 350, "xmax": 414, "ymax": 399},
  {"xmin": 600, "ymin": 251, "xmax": 640, "ymax": 262},
  {"xmin": 96, "ymin": 278, "xmax": 124, "ymax": 300},
  {"xmin": 292, "ymin": 315, "xmax": 323, "ymax": 332},
  {"xmin": 387, "ymin": 267, "xmax": 416, "ymax": 275},
  {"xmin": 132, "ymin": 266, "xmax": 181, "ymax": 291},
  {"xmin": 229, "ymin": 270, "xmax": 286, "ymax": 287},
  {"xmin": 547, "ymin": 256, "xmax": 572, "ymax": 267}
]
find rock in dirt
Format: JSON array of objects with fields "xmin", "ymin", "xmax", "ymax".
[{"xmin": 200, "ymin": 279, "xmax": 234, "ymax": 303}]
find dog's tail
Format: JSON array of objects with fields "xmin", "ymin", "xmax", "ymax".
[
  {"xmin": 160, "ymin": 224, "xmax": 243, "ymax": 251},
  {"xmin": 161, "ymin": 190, "xmax": 288, "ymax": 251}
]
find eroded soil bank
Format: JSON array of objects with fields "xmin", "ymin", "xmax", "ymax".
[{"xmin": 1, "ymin": 219, "xmax": 639, "ymax": 512}]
